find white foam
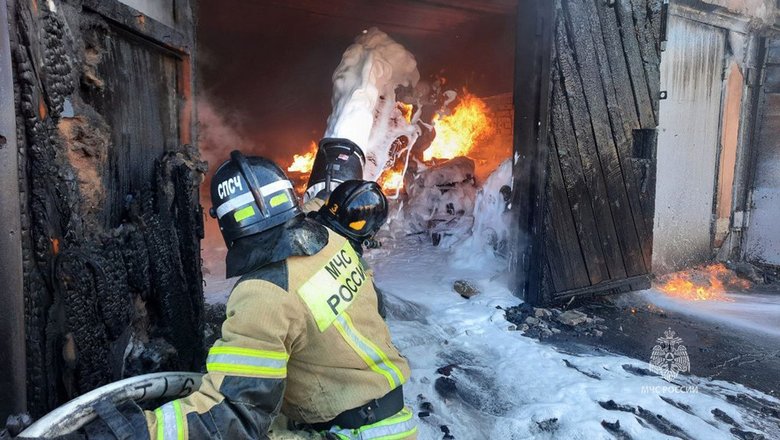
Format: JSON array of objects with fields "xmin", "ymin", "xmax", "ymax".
[
  {"xmin": 451, "ymin": 158, "xmax": 513, "ymax": 267},
  {"xmin": 324, "ymin": 28, "xmax": 421, "ymax": 180}
]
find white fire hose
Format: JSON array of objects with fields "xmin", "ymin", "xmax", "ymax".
[{"xmin": 20, "ymin": 372, "xmax": 203, "ymax": 437}]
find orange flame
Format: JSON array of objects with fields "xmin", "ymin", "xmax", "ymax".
[
  {"xmin": 657, "ymin": 263, "xmax": 750, "ymax": 301},
  {"xmin": 380, "ymin": 170, "xmax": 405, "ymax": 193},
  {"xmin": 288, "ymin": 141, "xmax": 318, "ymax": 174},
  {"xmin": 400, "ymin": 103, "xmax": 414, "ymax": 123},
  {"xmin": 423, "ymin": 92, "xmax": 494, "ymax": 161}
]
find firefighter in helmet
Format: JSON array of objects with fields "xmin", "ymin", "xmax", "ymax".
[
  {"xmin": 308, "ymin": 180, "xmax": 390, "ymax": 318},
  {"xmin": 142, "ymin": 151, "xmax": 415, "ymax": 439}
]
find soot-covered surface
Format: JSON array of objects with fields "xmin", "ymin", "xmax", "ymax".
[{"xmin": 11, "ymin": 0, "xmax": 204, "ymax": 416}]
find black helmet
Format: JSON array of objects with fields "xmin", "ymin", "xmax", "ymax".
[
  {"xmin": 304, "ymin": 138, "xmax": 366, "ymax": 202},
  {"xmin": 209, "ymin": 151, "xmax": 301, "ymax": 247},
  {"xmin": 318, "ymin": 180, "xmax": 388, "ymax": 242}
]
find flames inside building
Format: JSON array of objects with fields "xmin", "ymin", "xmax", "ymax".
[{"xmin": 197, "ymin": 0, "xmax": 518, "ymax": 286}]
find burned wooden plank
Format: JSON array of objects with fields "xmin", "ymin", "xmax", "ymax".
[
  {"xmin": 555, "ymin": 9, "xmax": 628, "ymax": 280},
  {"xmin": 582, "ymin": 0, "xmax": 653, "ymax": 270},
  {"xmin": 614, "ymin": 0, "xmax": 657, "ymax": 128},
  {"xmin": 562, "ymin": 0, "xmax": 646, "ymax": 276},
  {"xmin": 544, "ymin": 135, "xmax": 591, "ymax": 292},
  {"xmin": 542, "ymin": 259, "xmax": 555, "ymax": 303},
  {"xmin": 81, "ymin": 23, "xmax": 180, "ymax": 227},
  {"xmin": 551, "ymin": 68, "xmax": 609, "ymax": 285},
  {"xmin": 631, "ymin": 129, "xmax": 657, "ymax": 255},
  {"xmin": 595, "ymin": 3, "xmax": 658, "ymax": 235},
  {"xmin": 628, "ymin": 0, "xmax": 662, "ymax": 124},
  {"xmin": 82, "ymin": 0, "xmax": 190, "ymax": 52},
  {"xmin": 512, "ymin": 0, "xmax": 555, "ymax": 305},
  {"xmin": 551, "ymin": 274, "xmax": 651, "ymax": 302},
  {"xmin": 595, "ymin": 3, "xmax": 640, "ymax": 132},
  {"xmin": 644, "ymin": 0, "xmax": 663, "ymax": 59}
]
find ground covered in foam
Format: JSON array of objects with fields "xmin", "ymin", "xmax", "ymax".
[{"xmin": 365, "ymin": 238, "xmax": 780, "ymax": 440}]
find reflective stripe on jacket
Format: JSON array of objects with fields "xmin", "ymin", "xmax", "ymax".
[{"xmin": 328, "ymin": 408, "xmax": 417, "ymax": 440}]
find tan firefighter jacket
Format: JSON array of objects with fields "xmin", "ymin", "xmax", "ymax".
[{"xmin": 144, "ymin": 228, "xmax": 415, "ymax": 439}]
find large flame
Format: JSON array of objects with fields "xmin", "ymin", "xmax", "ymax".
[
  {"xmin": 423, "ymin": 92, "xmax": 494, "ymax": 161},
  {"xmin": 656, "ymin": 263, "xmax": 750, "ymax": 301},
  {"xmin": 288, "ymin": 141, "xmax": 318, "ymax": 174}
]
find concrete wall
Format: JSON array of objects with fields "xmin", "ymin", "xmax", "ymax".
[{"xmin": 653, "ymin": 15, "xmax": 726, "ymax": 273}]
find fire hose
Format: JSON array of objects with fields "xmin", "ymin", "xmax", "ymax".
[{"xmin": 19, "ymin": 372, "xmax": 203, "ymax": 437}]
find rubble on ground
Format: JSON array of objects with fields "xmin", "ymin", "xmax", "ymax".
[
  {"xmin": 453, "ymin": 280, "xmax": 480, "ymax": 299},
  {"xmin": 504, "ymin": 303, "xmax": 608, "ymax": 340}
]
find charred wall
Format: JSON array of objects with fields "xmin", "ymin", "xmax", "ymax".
[{"xmin": 10, "ymin": 0, "xmax": 203, "ymax": 417}]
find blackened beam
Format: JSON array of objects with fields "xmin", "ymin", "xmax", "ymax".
[
  {"xmin": 548, "ymin": 274, "xmax": 651, "ymax": 304},
  {"xmin": 0, "ymin": 0, "xmax": 27, "ymax": 420},
  {"xmin": 81, "ymin": 0, "xmax": 191, "ymax": 55},
  {"xmin": 510, "ymin": 0, "xmax": 555, "ymax": 305}
]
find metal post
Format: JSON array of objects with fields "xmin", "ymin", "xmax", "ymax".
[{"xmin": 0, "ymin": 0, "xmax": 28, "ymax": 420}]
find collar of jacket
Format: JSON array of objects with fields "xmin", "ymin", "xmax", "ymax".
[{"xmin": 225, "ymin": 216, "xmax": 329, "ymax": 278}]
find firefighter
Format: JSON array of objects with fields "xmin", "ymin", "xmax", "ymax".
[
  {"xmin": 307, "ymin": 180, "xmax": 390, "ymax": 318},
  {"xmin": 178, "ymin": 152, "xmax": 416, "ymax": 440},
  {"xmin": 142, "ymin": 151, "xmax": 416, "ymax": 439}
]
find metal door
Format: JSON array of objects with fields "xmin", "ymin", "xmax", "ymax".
[{"xmin": 653, "ymin": 15, "xmax": 726, "ymax": 273}]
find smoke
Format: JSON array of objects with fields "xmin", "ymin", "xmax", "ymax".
[
  {"xmin": 197, "ymin": 97, "xmax": 251, "ymax": 281},
  {"xmin": 324, "ymin": 28, "xmax": 421, "ymax": 180},
  {"xmin": 197, "ymin": 98, "xmax": 250, "ymax": 176}
]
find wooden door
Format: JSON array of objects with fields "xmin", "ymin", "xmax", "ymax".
[{"xmin": 513, "ymin": 0, "xmax": 664, "ymax": 305}]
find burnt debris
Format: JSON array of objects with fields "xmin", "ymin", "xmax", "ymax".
[{"xmin": 505, "ymin": 302, "xmax": 608, "ymax": 340}]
